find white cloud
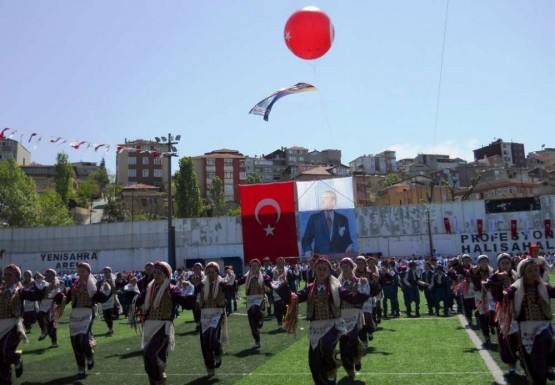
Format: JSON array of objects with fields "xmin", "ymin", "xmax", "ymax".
[{"xmin": 384, "ymin": 139, "xmax": 479, "ymax": 162}]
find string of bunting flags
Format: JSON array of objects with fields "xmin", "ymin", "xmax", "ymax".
[{"xmin": 0, "ymin": 127, "xmax": 178, "ymax": 157}]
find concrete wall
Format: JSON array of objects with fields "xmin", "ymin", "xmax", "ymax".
[{"xmin": 2, "ymin": 196, "xmax": 554, "ymax": 273}]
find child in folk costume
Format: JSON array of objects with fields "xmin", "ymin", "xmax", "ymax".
[
  {"xmin": 457, "ymin": 254, "xmax": 477, "ymax": 325},
  {"xmin": 337, "ymin": 258, "xmax": 365, "ymax": 380},
  {"xmin": 483, "ymin": 253, "xmax": 519, "ymax": 375},
  {"xmin": 21, "ymin": 271, "xmax": 38, "ymax": 334},
  {"xmin": 36, "ymin": 269, "xmax": 66, "ymax": 348},
  {"xmin": 188, "ymin": 262, "xmax": 205, "ymax": 332},
  {"xmin": 276, "ymin": 257, "xmax": 370, "ymax": 385},
  {"xmin": 430, "ymin": 265, "xmax": 451, "ymax": 317},
  {"xmin": 195, "ymin": 262, "xmax": 234, "ymax": 379},
  {"xmin": 135, "ymin": 261, "xmax": 194, "ymax": 385},
  {"xmin": 235, "ymin": 259, "xmax": 271, "ymax": 348},
  {"xmin": 366, "ymin": 257, "xmax": 383, "ymax": 324},
  {"xmin": 100, "ymin": 266, "xmax": 118, "ymax": 336},
  {"xmin": 138, "ymin": 262, "xmax": 155, "ymax": 294},
  {"xmin": 502, "ymin": 259, "xmax": 555, "ymax": 385},
  {"xmin": 470, "ymin": 255, "xmax": 496, "ymax": 344},
  {"xmin": 271, "ymin": 257, "xmax": 292, "ymax": 331},
  {"xmin": 58, "ymin": 262, "xmax": 110, "ymax": 378},
  {"xmin": 353, "ymin": 256, "xmax": 378, "ymax": 345},
  {"xmin": 0, "ymin": 264, "xmax": 46, "ymax": 384}
]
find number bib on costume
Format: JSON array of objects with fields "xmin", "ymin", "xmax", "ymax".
[
  {"xmin": 201, "ymin": 308, "xmax": 223, "ymax": 332},
  {"xmin": 246, "ymin": 294, "xmax": 264, "ymax": 311},
  {"xmin": 70, "ymin": 307, "xmax": 93, "ymax": 337}
]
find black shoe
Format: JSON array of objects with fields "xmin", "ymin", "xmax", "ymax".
[
  {"xmin": 87, "ymin": 359, "xmax": 94, "ymax": 370},
  {"xmin": 355, "ymin": 362, "xmax": 362, "ymax": 371},
  {"xmin": 77, "ymin": 371, "xmax": 86, "ymax": 379},
  {"xmin": 15, "ymin": 360, "xmax": 23, "ymax": 378}
]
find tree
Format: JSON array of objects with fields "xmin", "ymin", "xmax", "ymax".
[
  {"xmin": 383, "ymin": 172, "xmax": 400, "ymax": 186},
  {"xmin": 209, "ymin": 176, "xmax": 226, "ymax": 216},
  {"xmin": 0, "ymin": 160, "xmax": 40, "ymax": 227},
  {"xmin": 77, "ymin": 179, "xmax": 98, "ymax": 209},
  {"xmin": 174, "ymin": 157, "xmax": 205, "ymax": 218},
  {"xmin": 37, "ymin": 191, "xmax": 74, "ymax": 226},
  {"xmin": 246, "ymin": 173, "xmax": 263, "ymax": 184},
  {"xmin": 227, "ymin": 206, "xmax": 241, "ymax": 216},
  {"xmin": 89, "ymin": 165, "xmax": 109, "ymax": 198},
  {"xmin": 54, "ymin": 152, "xmax": 73, "ymax": 205},
  {"xmin": 102, "ymin": 199, "xmax": 130, "ymax": 223}
]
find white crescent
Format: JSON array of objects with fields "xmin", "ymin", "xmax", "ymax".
[{"xmin": 254, "ymin": 198, "xmax": 281, "ymax": 225}]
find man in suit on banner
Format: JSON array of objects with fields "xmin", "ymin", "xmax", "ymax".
[{"xmin": 301, "ymin": 190, "xmax": 354, "ymax": 257}]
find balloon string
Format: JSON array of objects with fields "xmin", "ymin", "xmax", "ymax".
[
  {"xmin": 307, "ymin": 61, "xmax": 336, "ymax": 150},
  {"xmin": 432, "ymin": 0, "xmax": 450, "ymax": 153}
]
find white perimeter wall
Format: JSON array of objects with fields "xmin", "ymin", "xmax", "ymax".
[{"xmin": 2, "ymin": 196, "xmax": 555, "ymax": 273}]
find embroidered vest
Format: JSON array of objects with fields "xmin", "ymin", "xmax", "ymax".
[
  {"xmin": 247, "ymin": 278, "xmax": 265, "ymax": 296},
  {"xmin": 307, "ymin": 288, "xmax": 341, "ymax": 320},
  {"xmin": 200, "ymin": 283, "xmax": 226, "ymax": 308},
  {"xmin": 521, "ymin": 286, "xmax": 552, "ymax": 321},
  {"xmin": 0, "ymin": 289, "xmax": 22, "ymax": 319},
  {"xmin": 146, "ymin": 286, "xmax": 174, "ymax": 320},
  {"xmin": 71, "ymin": 283, "xmax": 94, "ymax": 308}
]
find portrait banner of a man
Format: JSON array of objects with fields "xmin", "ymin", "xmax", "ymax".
[{"xmin": 297, "ymin": 177, "xmax": 358, "ymax": 260}]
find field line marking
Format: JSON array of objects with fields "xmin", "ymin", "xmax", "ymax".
[
  {"xmin": 22, "ymin": 370, "xmax": 494, "ymax": 377},
  {"xmin": 457, "ymin": 314, "xmax": 506, "ymax": 385}
]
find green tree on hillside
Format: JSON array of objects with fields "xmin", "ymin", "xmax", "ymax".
[
  {"xmin": 209, "ymin": 176, "xmax": 226, "ymax": 216},
  {"xmin": 54, "ymin": 152, "xmax": 73, "ymax": 205},
  {"xmin": 37, "ymin": 191, "xmax": 74, "ymax": 226},
  {"xmin": 0, "ymin": 160, "xmax": 39, "ymax": 227},
  {"xmin": 174, "ymin": 157, "xmax": 205, "ymax": 218},
  {"xmin": 246, "ymin": 173, "xmax": 262, "ymax": 184}
]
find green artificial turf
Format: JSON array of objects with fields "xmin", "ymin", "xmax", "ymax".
[{"xmin": 15, "ymin": 288, "xmax": 498, "ymax": 385}]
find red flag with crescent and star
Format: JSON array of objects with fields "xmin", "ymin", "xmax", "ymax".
[{"xmin": 240, "ymin": 181, "xmax": 299, "ymax": 264}]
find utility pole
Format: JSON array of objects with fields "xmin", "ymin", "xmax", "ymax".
[{"xmin": 155, "ymin": 134, "xmax": 181, "ymax": 270}]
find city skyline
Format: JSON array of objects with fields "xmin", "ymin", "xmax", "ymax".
[{"xmin": 2, "ymin": 1, "xmax": 553, "ymax": 175}]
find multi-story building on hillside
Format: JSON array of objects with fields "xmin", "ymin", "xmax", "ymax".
[
  {"xmin": 474, "ymin": 139, "xmax": 525, "ymax": 167},
  {"xmin": 116, "ymin": 139, "xmax": 168, "ymax": 188},
  {"xmin": 0, "ymin": 139, "xmax": 30, "ymax": 166},
  {"xmin": 192, "ymin": 149, "xmax": 247, "ymax": 203},
  {"xmin": 350, "ymin": 151, "xmax": 397, "ymax": 175}
]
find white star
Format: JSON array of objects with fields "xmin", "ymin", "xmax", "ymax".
[
  {"xmin": 264, "ymin": 224, "xmax": 275, "ymax": 237},
  {"xmin": 284, "ymin": 30, "xmax": 291, "ymax": 41}
]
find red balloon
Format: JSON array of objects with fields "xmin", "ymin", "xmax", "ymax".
[{"xmin": 284, "ymin": 6, "xmax": 334, "ymax": 60}]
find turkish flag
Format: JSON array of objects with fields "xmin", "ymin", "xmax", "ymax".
[
  {"xmin": 444, "ymin": 218, "xmax": 451, "ymax": 234},
  {"xmin": 477, "ymin": 219, "xmax": 483, "ymax": 238},
  {"xmin": 240, "ymin": 182, "xmax": 299, "ymax": 264},
  {"xmin": 511, "ymin": 219, "xmax": 518, "ymax": 238}
]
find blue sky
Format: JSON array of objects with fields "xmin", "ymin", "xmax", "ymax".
[{"xmin": 1, "ymin": 1, "xmax": 553, "ymax": 175}]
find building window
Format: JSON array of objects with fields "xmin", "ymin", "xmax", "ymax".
[
  {"xmin": 207, "ymin": 158, "xmax": 215, "ymax": 166},
  {"xmin": 154, "ymin": 157, "xmax": 162, "ymax": 165},
  {"xmin": 290, "ymin": 156, "xmax": 296, "ymax": 162},
  {"xmin": 239, "ymin": 160, "xmax": 245, "ymax": 167},
  {"xmin": 153, "ymin": 169, "xmax": 163, "ymax": 177},
  {"xmin": 128, "ymin": 169, "xmax": 136, "ymax": 177},
  {"xmin": 224, "ymin": 184, "xmax": 233, "ymax": 193},
  {"xmin": 239, "ymin": 172, "xmax": 246, "ymax": 180},
  {"xmin": 224, "ymin": 171, "xmax": 233, "ymax": 179},
  {"xmin": 142, "ymin": 157, "xmax": 149, "ymax": 165},
  {"xmin": 128, "ymin": 157, "xmax": 137, "ymax": 165},
  {"xmin": 142, "ymin": 169, "xmax": 149, "ymax": 177},
  {"xmin": 224, "ymin": 159, "xmax": 233, "ymax": 167}
]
